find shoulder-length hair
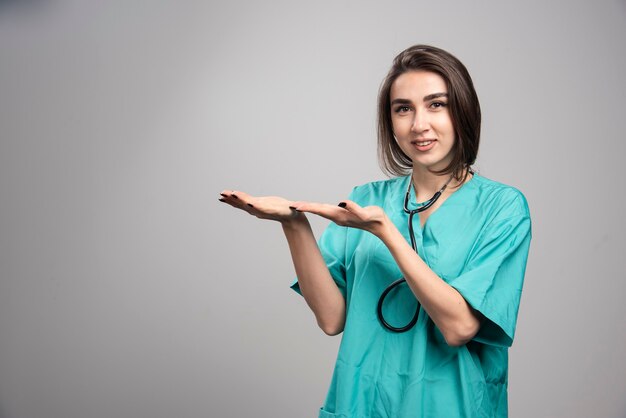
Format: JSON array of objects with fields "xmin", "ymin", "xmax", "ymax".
[{"xmin": 377, "ymin": 45, "xmax": 481, "ymax": 183}]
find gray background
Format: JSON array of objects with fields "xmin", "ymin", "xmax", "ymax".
[{"xmin": 1, "ymin": 1, "xmax": 625, "ymax": 417}]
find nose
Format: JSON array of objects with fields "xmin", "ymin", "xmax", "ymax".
[{"xmin": 411, "ymin": 108, "xmax": 429, "ymax": 133}]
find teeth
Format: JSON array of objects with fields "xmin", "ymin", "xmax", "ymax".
[{"xmin": 416, "ymin": 141, "xmax": 433, "ymax": 146}]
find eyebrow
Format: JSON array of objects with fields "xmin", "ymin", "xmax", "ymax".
[
  {"xmin": 391, "ymin": 92, "xmax": 449, "ymax": 105},
  {"xmin": 424, "ymin": 92, "xmax": 448, "ymax": 101}
]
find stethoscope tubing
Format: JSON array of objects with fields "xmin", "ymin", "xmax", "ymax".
[
  {"xmin": 376, "ymin": 209, "xmax": 421, "ymax": 332},
  {"xmin": 376, "ymin": 173, "xmax": 458, "ymax": 333}
]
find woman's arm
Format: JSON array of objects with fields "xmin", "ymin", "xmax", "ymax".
[
  {"xmin": 282, "ymin": 218, "xmax": 346, "ymax": 336},
  {"xmin": 219, "ymin": 191, "xmax": 346, "ymax": 336},
  {"xmin": 376, "ymin": 218, "xmax": 483, "ymax": 346},
  {"xmin": 294, "ymin": 200, "xmax": 482, "ymax": 347}
]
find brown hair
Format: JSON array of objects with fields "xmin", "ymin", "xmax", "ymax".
[{"xmin": 377, "ymin": 45, "xmax": 481, "ymax": 183}]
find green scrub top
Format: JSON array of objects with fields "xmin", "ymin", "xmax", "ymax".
[{"xmin": 291, "ymin": 173, "xmax": 532, "ymax": 418}]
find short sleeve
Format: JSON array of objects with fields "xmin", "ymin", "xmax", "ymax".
[{"xmin": 447, "ymin": 211, "xmax": 532, "ymax": 347}]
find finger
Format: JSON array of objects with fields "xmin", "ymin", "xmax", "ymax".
[
  {"xmin": 288, "ymin": 200, "xmax": 311, "ymax": 212},
  {"xmin": 292, "ymin": 201, "xmax": 331, "ymax": 214},
  {"xmin": 218, "ymin": 189, "xmax": 255, "ymax": 212},
  {"xmin": 219, "ymin": 190, "xmax": 249, "ymax": 204},
  {"xmin": 219, "ymin": 197, "xmax": 254, "ymax": 214},
  {"xmin": 218, "ymin": 189, "xmax": 232, "ymax": 202},
  {"xmin": 219, "ymin": 189, "xmax": 238, "ymax": 197},
  {"xmin": 221, "ymin": 189, "xmax": 248, "ymax": 204},
  {"xmin": 229, "ymin": 190, "xmax": 255, "ymax": 201},
  {"xmin": 296, "ymin": 202, "xmax": 347, "ymax": 222},
  {"xmin": 337, "ymin": 199, "xmax": 364, "ymax": 217},
  {"xmin": 219, "ymin": 189, "xmax": 239, "ymax": 203}
]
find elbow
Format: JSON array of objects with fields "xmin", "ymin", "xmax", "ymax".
[
  {"xmin": 318, "ymin": 318, "xmax": 345, "ymax": 336},
  {"xmin": 443, "ymin": 333, "xmax": 473, "ymax": 347},
  {"xmin": 321, "ymin": 325, "xmax": 344, "ymax": 336},
  {"xmin": 442, "ymin": 319, "xmax": 481, "ymax": 347}
]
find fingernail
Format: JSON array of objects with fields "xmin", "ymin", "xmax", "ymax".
[
  {"xmin": 338, "ymin": 202, "xmax": 347, "ymax": 208},
  {"xmin": 220, "ymin": 193, "xmax": 227, "ymax": 197},
  {"xmin": 289, "ymin": 206, "xmax": 296, "ymax": 210},
  {"xmin": 247, "ymin": 203, "xmax": 254, "ymax": 208},
  {"xmin": 219, "ymin": 198, "xmax": 225, "ymax": 202},
  {"xmin": 231, "ymin": 194, "xmax": 238, "ymax": 199}
]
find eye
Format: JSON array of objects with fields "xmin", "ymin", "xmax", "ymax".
[
  {"xmin": 429, "ymin": 101, "xmax": 448, "ymax": 109},
  {"xmin": 393, "ymin": 105, "xmax": 412, "ymax": 113}
]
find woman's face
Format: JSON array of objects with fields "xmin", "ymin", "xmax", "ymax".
[{"xmin": 390, "ymin": 70, "xmax": 455, "ymax": 172}]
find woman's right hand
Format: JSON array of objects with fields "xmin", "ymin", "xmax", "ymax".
[
  {"xmin": 219, "ymin": 189, "xmax": 346, "ymax": 335},
  {"xmin": 218, "ymin": 190, "xmax": 305, "ymax": 224}
]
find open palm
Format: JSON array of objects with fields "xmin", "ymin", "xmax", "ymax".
[
  {"xmin": 219, "ymin": 190, "xmax": 303, "ymax": 223},
  {"xmin": 291, "ymin": 200, "xmax": 388, "ymax": 236}
]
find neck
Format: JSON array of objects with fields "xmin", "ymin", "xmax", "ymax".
[{"xmin": 411, "ymin": 166, "xmax": 465, "ymax": 201}]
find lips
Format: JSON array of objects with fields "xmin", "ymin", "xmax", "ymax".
[{"xmin": 411, "ymin": 139, "xmax": 437, "ymax": 151}]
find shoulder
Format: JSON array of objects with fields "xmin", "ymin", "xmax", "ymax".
[
  {"xmin": 348, "ymin": 176, "xmax": 408, "ymax": 203},
  {"xmin": 470, "ymin": 174, "xmax": 530, "ymax": 220}
]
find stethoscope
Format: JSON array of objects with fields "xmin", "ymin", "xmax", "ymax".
[{"xmin": 376, "ymin": 172, "xmax": 459, "ymax": 333}]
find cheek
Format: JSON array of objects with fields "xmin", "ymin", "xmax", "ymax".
[
  {"xmin": 443, "ymin": 115, "xmax": 455, "ymax": 135},
  {"xmin": 391, "ymin": 117, "xmax": 409, "ymax": 134},
  {"xmin": 390, "ymin": 117, "xmax": 399, "ymax": 131},
  {"xmin": 435, "ymin": 117, "xmax": 455, "ymax": 141}
]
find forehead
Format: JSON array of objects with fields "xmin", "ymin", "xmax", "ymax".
[{"xmin": 390, "ymin": 70, "xmax": 447, "ymax": 99}]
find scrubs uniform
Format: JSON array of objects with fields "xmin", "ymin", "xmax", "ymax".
[{"xmin": 291, "ymin": 174, "xmax": 532, "ymax": 418}]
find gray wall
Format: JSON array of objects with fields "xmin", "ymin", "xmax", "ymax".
[{"xmin": 1, "ymin": 1, "xmax": 625, "ymax": 417}]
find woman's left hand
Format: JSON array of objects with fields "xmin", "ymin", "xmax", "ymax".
[{"xmin": 291, "ymin": 200, "xmax": 390, "ymax": 238}]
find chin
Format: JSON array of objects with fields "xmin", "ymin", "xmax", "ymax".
[{"xmin": 412, "ymin": 158, "xmax": 445, "ymax": 170}]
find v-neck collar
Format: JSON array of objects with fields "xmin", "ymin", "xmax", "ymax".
[{"xmin": 402, "ymin": 172, "xmax": 478, "ymax": 231}]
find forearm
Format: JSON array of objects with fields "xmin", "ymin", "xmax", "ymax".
[
  {"xmin": 282, "ymin": 217, "xmax": 346, "ymax": 336},
  {"xmin": 376, "ymin": 219, "xmax": 482, "ymax": 346}
]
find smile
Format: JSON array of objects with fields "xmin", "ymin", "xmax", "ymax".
[{"xmin": 411, "ymin": 139, "xmax": 437, "ymax": 151}]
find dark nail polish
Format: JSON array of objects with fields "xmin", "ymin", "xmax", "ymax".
[
  {"xmin": 247, "ymin": 203, "xmax": 254, "ymax": 208},
  {"xmin": 231, "ymin": 194, "xmax": 238, "ymax": 199},
  {"xmin": 338, "ymin": 202, "xmax": 347, "ymax": 208},
  {"xmin": 220, "ymin": 193, "xmax": 227, "ymax": 197},
  {"xmin": 289, "ymin": 206, "xmax": 296, "ymax": 210},
  {"xmin": 219, "ymin": 198, "xmax": 225, "ymax": 202}
]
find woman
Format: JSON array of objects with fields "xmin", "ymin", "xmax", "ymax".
[{"xmin": 219, "ymin": 45, "xmax": 531, "ymax": 418}]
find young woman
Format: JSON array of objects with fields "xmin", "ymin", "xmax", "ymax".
[{"xmin": 219, "ymin": 45, "xmax": 531, "ymax": 418}]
